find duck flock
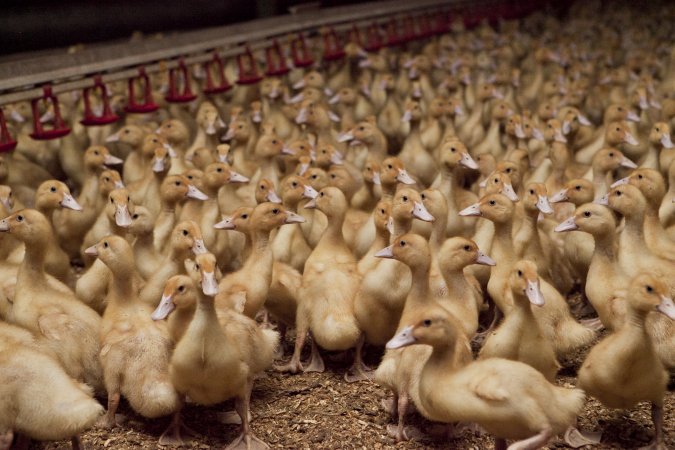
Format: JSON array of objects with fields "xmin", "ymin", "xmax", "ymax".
[{"xmin": 0, "ymin": 0, "xmax": 674, "ymax": 449}]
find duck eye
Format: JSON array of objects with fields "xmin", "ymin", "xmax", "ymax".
[
  {"xmin": 124, "ymin": 130, "xmax": 130, "ymax": 134},
  {"xmin": 132, "ymin": 214, "xmax": 139, "ymax": 219},
  {"xmin": 616, "ymin": 191, "xmax": 622, "ymax": 196},
  {"xmin": 387, "ymin": 164, "xmax": 393, "ymax": 169},
  {"xmin": 178, "ymin": 285, "xmax": 185, "ymax": 293},
  {"xmin": 50, "ymin": 186, "xmax": 56, "ymax": 192},
  {"xmin": 110, "ymin": 197, "xmax": 114, "ymax": 203},
  {"xmin": 646, "ymin": 285, "xmax": 653, "ymax": 293},
  {"xmin": 423, "ymin": 319, "xmax": 431, "ymax": 327},
  {"xmin": 319, "ymin": 192, "xmax": 324, "ymax": 197},
  {"xmin": 16, "ymin": 215, "xmax": 23, "ymax": 222},
  {"xmin": 489, "ymin": 200, "xmax": 496, "ymax": 206},
  {"xmin": 575, "ymin": 185, "xmax": 581, "ymax": 190},
  {"xmin": 175, "ymin": 181, "xmax": 181, "ymax": 186},
  {"xmin": 638, "ymin": 174, "xmax": 643, "ymax": 179},
  {"xmin": 292, "ymin": 182, "xmax": 298, "ymax": 187},
  {"xmin": 608, "ymin": 152, "xmax": 614, "ymax": 157},
  {"xmin": 463, "ymin": 245, "xmax": 470, "ymax": 251},
  {"xmin": 493, "ymin": 178, "xmax": 498, "ymax": 183},
  {"xmin": 272, "ymin": 209, "xmax": 279, "ymax": 214},
  {"xmin": 506, "ymin": 168, "xmax": 512, "ymax": 173},
  {"xmin": 615, "ymin": 128, "xmax": 620, "ymax": 132},
  {"xmin": 517, "ymin": 270, "xmax": 522, "ymax": 277},
  {"xmin": 94, "ymin": 150, "xmax": 99, "ymax": 155},
  {"xmin": 400, "ymin": 240, "xmax": 406, "ymax": 247},
  {"xmin": 103, "ymin": 241, "xmax": 109, "ymax": 248},
  {"xmin": 182, "ymin": 230, "xmax": 188, "ymax": 236},
  {"xmin": 450, "ymin": 147, "xmax": 456, "ymax": 152},
  {"xmin": 127, "ymin": 196, "xmax": 130, "ymax": 202},
  {"xmin": 656, "ymin": 128, "xmax": 660, "ymax": 132},
  {"xmin": 583, "ymin": 211, "xmax": 591, "ymax": 217},
  {"xmin": 217, "ymin": 168, "xmax": 223, "ymax": 173},
  {"xmin": 421, "ymin": 193, "xmax": 425, "ymax": 200},
  {"xmin": 529, "ymin": 189, "xmax": 534, "ymax": 195},
  {"xmin": 242, "ymin": 214, "xmax": 248, "ymax": 219},
  {"xmin": 380, "ymin": 209, "xmax": 385, "ymax": 214},
  {"xmin": 359, "ymin": 126, "xmax": 365, "ymax": 131}
]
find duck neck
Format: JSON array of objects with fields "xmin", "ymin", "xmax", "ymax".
[
  {"xmin": 19, "ymin": 234, "xmax": 50, "ymax": 283},
  {"xmin": 193, "ymin": 293, "xmax": 220, "ymax": 331},
  {"xmin": 391, "ymin": 216, "xmax": 412, "ymax": 241},
  {"xmin": 409, "ymin": 263, "xmax": 430, "ymax": 301},
  {"xmin": 427, "ymin": 328, "xmax": 467, "ymax": 373},
  {"xmin": 622, "ymin": 211, "xmax": 645, "ymax": 240},
  {"xmin": 429, "ymin": 212, "xmax": 448, "ymax": 249},
  {"xmin": 322, "ymin": 211, "xmax": 346, "ymax": 244},
  {"xmin": 493, "ymin": 219, "xmax": 515, "ymax": 258},
  {"xmin": 109, "ymin": 259, "xmax": 137, "ymax": 300},
  {"xmin": 624, "ymin": 307, "xmax": 650, "ymax": 333},
  {"xmin": 592, "ymin": 229, "xmax": 618, "ymax": 261}
]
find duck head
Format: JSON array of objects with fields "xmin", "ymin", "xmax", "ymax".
[
  {"xmin": 509, "ymin": 260, "xmax": 545, "ymax": 307},
  {"xmin": 596, "ymin": 184, "xmax": 647, "ymax": 218},
  {"xmin": 459, "ymin": 193, "xmax": 514, "ymax": 224},
  {"xmin": 627, "ymin": 273, "xmax": 675, "ymax": 320},
  {"xmin": 255, "ymin": 179, "xmax": 282, "ymax": 204},
  {"xmin": 439, "ymin": 138, "xmax": 478, "ymax": 171},
  {"xmin": 99, "ymin": 170, "xmax": 125, "ymax": 194},
  {"xmin": 380, "ymin": 157, "xmax": 415, "ymax": 187},
  {"xmin": 375, "ymin": 233, "xmax": 430, "ymax": 269},
  {"xmin": 523, "ymin": 183, "xmax": 553, "ymax": 215},
  {"xmin": 549, "ymin": 179, "xmax": 594, "ymax": 205},
  {"xmin": 84, "ymin": 235, "xmax": 134, "ymax": 272},
  {"xmin": 438, "ymin": 237, "xmax": 495, "ymax": 272},
  {"xmin": 0, "ymin": 209, "xmax": 52, "ymax": 244},
  {"xmin": 392, "ymin": 188, "xmax": 434, "ymax": 224},
  {"xmin": 152, "ymin": 275, "xmax": 197, "ymax": 321},
  {"xmin": 106, "ymin": 188, "xmax": 133, "ymax": 227},
  {"xmin": 36, "ymin": 180, "xmax": 83, "ymax": 212},
  {"xmin": 171, "ymin": 220, "xmax": 207, "ymax": 256},
  {"xmin": 84, "ymin": 145, "xmax": 123, "ymax": 170},
  {"xmin": 555, "ymin": 203, "xmax": 616, "ymax": 236}
]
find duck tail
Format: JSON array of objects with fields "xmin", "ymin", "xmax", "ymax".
[
  {"xmin": 259, "ymin": 328, "xmax": 281, "ymax": 370},
  {"xmin": 551, "ymin": 386, "xmax": 586, "ymax": 432},
  {"xmin": 558, "ymin": 318, "xmax": 597, "ymax": 355},
  {"xmin": 129, "ymin": 376, "xmax": 179, "ymax": 419}
]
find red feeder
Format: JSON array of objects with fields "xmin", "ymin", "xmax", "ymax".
[
  {"xmin": 322, "ymin": 28, "xmax": 345, "ymax": 62},
  {"xmin": 203, "ymin": 52, "xmax": 232, "ymax": 95},
  {"xmin": 265, "ymin": 40, "xmax": 290, "ymax": 77},
  {"xmin": 165, "ymin": 58, "xmax": 197, "ymax": 103},
  {"xmin": 125, "ymin": 67, "xmax": 159, "ymax": 114},
  {"xmin": 0, "ymin": 108, "xmax": 17, "ymax": 153},
  {"xmin": 80, "ymin": 75, "xmax": 119, "ymax": 126},
  {"xmin": 364, "ymin": 23, "xmax": 383, "ymax": 52},
  {"xmin": 30, "ymin": 85, "xmax": 71, "ymax": 140},
  {"xmin": 348, "ymin": 25, "xmax": 363, "ymax": 46},
  {"xmin": 236, "ymin": 46, "xmax": 263, "ymax": 85},
  {"xmin": 432, "ymin": 11, "xmax": 449, "ymax": 34},
  {"xmin": 385, "ymin": 18, "xmax": 403, "ymax": 47},
  {"xmin": 291, "ymin": 34, "xmax": 314, "ymax": 68},
  {"xmin": 401, "ymin": 16, "xmax": 417, "ymax": 42}
]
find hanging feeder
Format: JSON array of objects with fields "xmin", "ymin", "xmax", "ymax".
[
  {"xmin": 364, "ymin": 23, "xmax": 383, "ymax": 52},
  {"xmin": 80, "ymin": 75, "xmax": 119, "ymax": 126},
  {"xmin": 265, "ymin": 40, "xmax": 290, "ymax": 77},
  {"xmin": 385, "ymin": 18, "xmax": 403, "ymax": 47},
  {"xmin": 165, "ymin": 58, "xmax": 197, "ymax": 103},
  {"xmin": 125, "ymin": 66, "xmax": 159, "ymax": 113},
  {"xmin": 202, "ymin": 52, "xmax": 232, "ymax": 95},
  {"xmin": 0, "ymin": 108, "xmax": 17, "ymax": 153},
  {"xmin": 30, "ymin": 85, "xmax": 71, "ymax": 140},
  {"xmin": 322, "ymin": 28, "xmax": 345, "ymax": 62},
  {"xmin": 418, "ymin": 14, "xmax": 433, "ymax": 39},
  {"xmin": 347, "ymin": 25, "xmax": 363, "ymax": 46},
  {"xmin": 401, "ymin": 16, "xmax": 417, "ymax": 43},
  {"xmin": 291, "ymin": 34, "xmax": 314, "ymax": 68},
  {"xmin": 432, "ymin": 10, "xmax": 450, "ymax": 35},
  {"xmin": 236, "ymin": 45, "xmax": 263, "ymax": 85}
]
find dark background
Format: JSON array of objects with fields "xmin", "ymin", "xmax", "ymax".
[{"xmin": 0, "ymin": 0, "xmax": 368, "ymax": 56}]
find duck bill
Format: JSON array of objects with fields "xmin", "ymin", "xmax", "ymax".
[
  {"xmin": 412, "ymin": 201, "xmax": 435, "ymax": 222},
  {"xmin": 454, "ymin": 104, "xmax": 464, "ymax": 116},
  {"xmin": 266, "ymin": 190, "xmax": 282, "ymax": 204},
  {"xmin": 9, "ymin": 109, "xmax": 25, "ymax": 123},
  {"xmin": 554, "ymin": 130, "xmax": 567, "ymax": 143},
  {"xmin": 638, "ymin": 97, "xmax": 649, "ymax": 111},
  {"xmin": 514, "ymin": 123, "xmax": 526, "ymax": 139},
  {"xmin": 328, "ymin": 94, "xmax": 340, "ymax": 105},
  {"xmin": 561, "ymin": 121, "xmax": 572, "ymax": 135},
  {"xmin": 83, "ymin": 244, "xmax": 98, "ymax": 256},
  {"xmin": 0, "ymin": 196, "xmax": 11, "ymax": 210},
  {"xmin": 222, "ymin": 127, "xmax": 235, "ymax": 142},
  {"xmin": 531, "ymin": 127, "xmax": 545, "ymax": 142},
  {"xmin": 594, "ymin": 194, "xmax": 609, "ymax": 205},
  {"xmin": 626, "ymin": 110, "xmax": 640, "ymax": 122},
  {"xmin": 549, "ymin": 188, "xmax": 568, "ymax": 203},
  {"xmin": 372, "ymin": 171, "xmax": 381, "ymax": 186},
  {"xmin": 205, "ymin": 121, "xmax": 217, "ymax": 135},
  {"xmin": 401, "ymin": 110, "xmax": 412, "ymax": 123},
  {"xmin": 536, "ymin": 195, "xmax": 554, "ymax": 214},
  {"xmin": 60, "ymin": 193, "xmax": 83, "ymax": 211},
  {"xmin": 303, "ymin": 197, "xmax": 317, "ymax": 209},
  {"xmin": 459, "ymin": 152, "xmax": 478, "ymax": 170},
  {"xmin": 298, "ymin": 163, "xmax": 310, "ymax": 176},
  {"xmin": 151, "ymin": 294, "xmax": 175, "ymax": 321},
  {"xmin": 187, "ymin": 185, "xmax": 209, "ymax": 200},
  {"xmin": 114, "ymin": 180, "xmax": 126, "ymax": 189},
  {"xmin": 201, "ymin": 271, "xmax": 219, "ymax": 296},
  {"xmin": 281, "ymin": 146, "xmax": 296, "ymax": 155},
  {"xmin": 458, "ymin": 203, "xmax": 481, "ymax": 217},
  {"xmin": 396, "ymin": 169, "xmax": 416, "ymax": 185},
  {"xmin": 386, "ymin": 216, "xmax": 395, "ymax": 235},
  {"xmin": 330, "ymin": 152, "xmax": 344, "ymax": 165},
  {"xmin": 611, "ymin": 177, "xmax": 630, "ymax": 188},
  {"xmin": 105, "ymin": 132, "xmax": 120, "ymax": 143},
  {"xmin": 191, "ymin": 239, "xmax": 207, "ymax": 255},
  {"xmin": 303, "ymin": 185, "xmax": 318, "ymax": 199},
  {"xmin": 386, "ymin": 325, "xmax": 416, "ymax": 349},
  {"xmin": 577, "ymin": 114, "xmax": 591, "ymax": 126},
  {"xmin": 292, "ymin": 79, "xmax": 305, "ymax": 89},
  {"xmin": 152, "ymin": 158, "xmax": 166, "ymax": 173},
  {"xmin": 228, "ymin": 172, "xmax": 250, "ymax": 184},
  {"xmin": 0, "ymin": 218, "xmax": 9, "ymax": 232},
  {"xmin": 213, "ymin": 217, "xmax": 235, "ymax": 230},
  {"xmin": 657, "ymin": 296, "xmax": 675, "ymax": 320},
  {"xmin": 554, "ymin": 217, "xmax": 578, "ymax": 232},
  {"xmin": 115, "ymin": 204, "xmax": 132, "ymax": 227},
  {"xmin": 284, "ymin": 211, "xmax": 306, "ymax": 224},
  {"xmin": 164, "ymin": 143, "xmax": 177, "ymax": 158},
  {"xmin": 619, "ymin": 156, "xmax": 637, "ymax": 169},
  {"xmin": 338, "ymin": 131, "xmax": 354, "ymax": 143},
  {"xmin": 251, "ymin": 111, "xmax": 262, "ymax": 123},
  {"xmin": 295, "ymin": 108, "xmax": 308, "ymax": 125},
  {"xmin": 623, "ymin": 132, "xmax": 639, "ymax": 146},
  {"xmin": 288, "ymin": 92, "xmax": 304, "ymax": 104},
  {"xmin": 526, "ymin": 279, "xmax": 545, "ymax": 306},
  {"xmin": 103, "ymin": 154, "xmax": 124, "ymax": 166},
  {"xmin": 661, "ymin": 133, "xmax": 674, "ymax": 149},
  {"xmin": 502, "ymin": 183, "xmax": 519, "ymax": 201},
  {"xmin": 475, "ymin": 251, "xmax": 496, "ymax": 266},
  {"xmin": 375, "ymin": 245, "xmax": 395, "ymax": 259}
]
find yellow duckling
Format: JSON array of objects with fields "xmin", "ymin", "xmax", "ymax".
[
  {"xmin": 480, "ymin": 260, "xmax": 560, "ymax": 381},
  {"xmin": 575, "ymin": 273, "xmax": 674, "ymax": 449},
  {"xmin": 85, "ymin": 236, "xmax": 178, "ymax": 429},
  {"xmin": 387, "ymin": 309, "xmax": 585, "ymax": 449}
]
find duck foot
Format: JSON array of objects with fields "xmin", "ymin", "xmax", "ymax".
[
  {"xmin": 428, "ymin": 423, "xmax": 461, "ymax": 440},
  {"xmin": 273, "ymin": 358, "xmax": 303, "ymax": 374},
  {"xmin": 386, "ymin": 424, "xmax": 423, "ymax": 441},
  {"xmin": 0, "ymin": 430, "xmax": 12, "ymax": 450},
  {"xmin": 564, "ymin": 427, "xmax": 601, "ymax": 448},
  {"xmin": 219, "ymin": 410, "xmax": 252, "ymax": 425},
  {"xmin": 507, "ymin": 427, "xmax": 552, "ymax": 450},
  {"xmin": 159, "ymin": 413, "xmax": 198, "ymax": 446},
  {"xmin": 302, "ymin": 341, "xmax": 325, "ymax": 373},
  {"xmin": 225, "ymin": 432, "xmax": 270, "ymax": 450},
  {"xmin": 344, "ymin": 366, "xmax": 373, "ymax": 383},
  {"xmin": 71, "ymin": 435, "xmax": 85, "ymax": 450},
  {"xmin": 96, "ymin": 413, "xmax": 126, "ymax": 429},
  {"xmin": 638, "ymin": 441, "xmax": 668, "ymax": 450},
  {"xmin": 580, "ymin": 317, "xmax": 604, "ymax": 331}
]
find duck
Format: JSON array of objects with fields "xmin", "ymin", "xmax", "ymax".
[
  {"xmin": 575, "ymin": 273, "xmax": 673, "ymax": 449},
  {"xmin": 126, "ymin": 206, "xmax": 161, "ymax": 280},
  {"xmin": 356, "ymin": 199, "xmax": 391, "ymax": 276},
  {"xmin": 151, "ymin": 269, "xmax": 278, "ymax": 448},
  {"xmin": 222, "ymin": 118, "xmax": 259, "ymax": 178},
  {"xmin": 653, "ymin": 123, "xmax": 675, "ymax": 176},
  {"xmin": 105, "ymin": 124, "xmax": 147, "ymax": 184},
  {"xmin": 85, "ymin": 236, "xmax": 179, "ymax": 429},
  {"xmin": 587, "ymin": 147, "xmax": 637, "ymax": 199},
  {"xmin": 339, "ymin": 117, "xmax": 388, "ymax": 163},
  {"xmin": 576, "ymin": 121, "xmax": 639, "ymax": 166},
  {"xmin": 271, "ymin": 175, "xmax": 314, "ymax": 271},
  {"xmin": 0, "ymin": 209, "xmax": 104, "ymax": 392},
  {"xmin": 139, "ymin": 220, "xmax": 207, "ymax": 308},
  {"xmin": 276, "ymin": 187, "xmax": 361, "ymax": 375},
  {"xmin": 555, "ymin": 203, "xmax": 626, "ymax": 331},
  {"xmin": 128, "ymin": 144, "xmax": 171, "ymax": 218},
  {"xmin": 213, "ymin": 202, "xmax": 304, "ymax": 319},
  {"xmin": 0, "ymin": 321, "xmax": 103, "ymax": 448},
  {"xmin": 156, "ymin": 118, "xmax": 192, "ymax": 175},
  {"xmin": 351, "ymin": 158, "xmax": 381, "ymax": 212},
  {"xmin": 81, "ymin": 187, "xmax": 133, "ymax": 259},
  {"xmin": 398, "ymin": 100, "xmax": 437, "ymax": 186},
  {"xmin": 479, "ymin": 260, "xmax": 560, "ymax": 381},
  {"xmin": 386, "ymin": 308, "xmax": 585, "ymax": 449}
]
